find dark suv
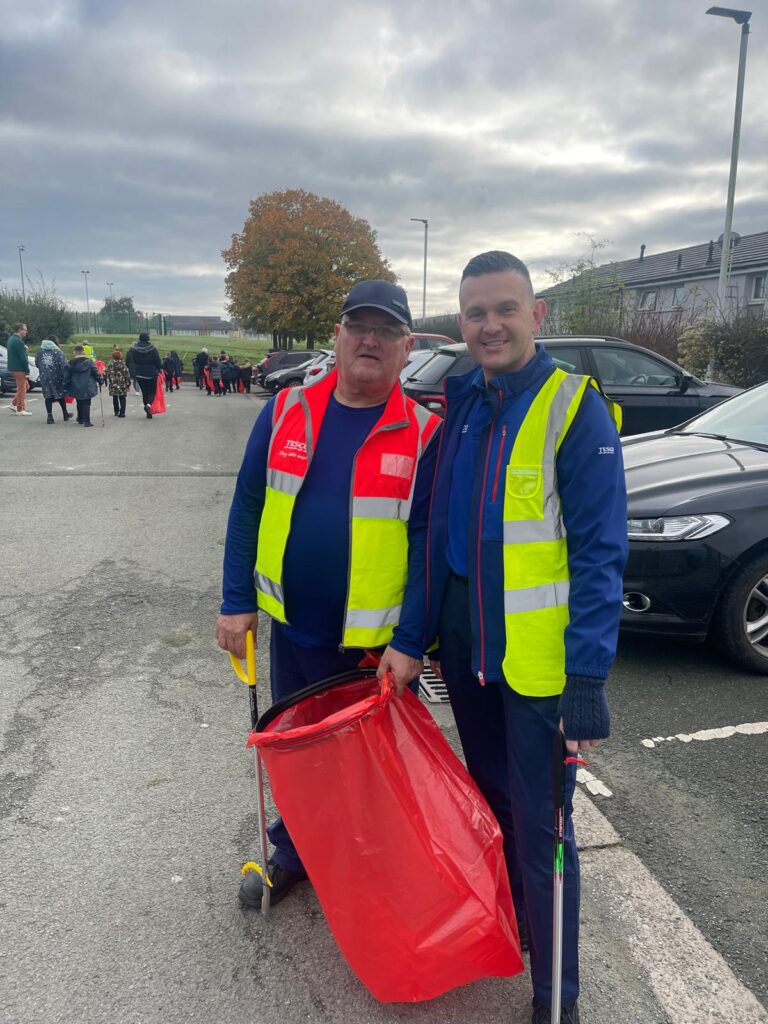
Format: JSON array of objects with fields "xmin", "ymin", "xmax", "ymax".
[
  {"xmin": 401, "ymin": 337, "xmax": 741, "ymax": 435},
  {"xmin": 255, "ymin": 350, "xmax": 312, "ymax": 387}
]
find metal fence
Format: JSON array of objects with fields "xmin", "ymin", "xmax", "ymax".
[{"xmin": 72, "ymin": 312, "xmax": 168, "ymax": 336}]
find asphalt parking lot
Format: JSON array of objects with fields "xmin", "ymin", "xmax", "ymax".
[{"xmin": 1, "ymin": 386, "xmax": 766, "ymax": 1024}]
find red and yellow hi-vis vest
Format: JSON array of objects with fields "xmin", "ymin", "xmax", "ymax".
[{"xmin": 255, "ymin": 370, "xmax": 440, "ymax": 649}]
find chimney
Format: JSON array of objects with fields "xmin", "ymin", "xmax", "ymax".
[
  {"xmin": 676, "ymin": 253, "xmax": 682, "ymax": 271},
  {"xmin": 707, "ymin": 240, "xmax": 714, "ymax": 264},
  {"xmin": 639, "ymin": 244, "xmax": 646, "ymax": 262}
]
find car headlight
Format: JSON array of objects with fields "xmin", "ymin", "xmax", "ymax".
[{"xmin": 627, "ymin": 514, "xmax": 731, "ymax": 541}]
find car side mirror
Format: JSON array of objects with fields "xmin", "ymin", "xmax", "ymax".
[{"xmin": 679, "ymin": 371, "xmax": 693, "ymax": 394}]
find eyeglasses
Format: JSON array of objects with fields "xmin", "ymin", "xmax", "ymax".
[{"xmin": 341, "ymin": 320, "xmax": 408, "ymax": 342}]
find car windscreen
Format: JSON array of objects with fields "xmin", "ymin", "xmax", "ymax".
[
  {"xmin": 677, "ymin": 383, "xmax": 768, "ymax": 446},
  {"xmin": 409, "ymin": 351, "xmax": 462, "ymax": 385}
]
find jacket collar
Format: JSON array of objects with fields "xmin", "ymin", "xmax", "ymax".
[
  {"xmin": 304, "ymin": 368, "xmax": 409, "ymax": 429},
  {"xmin": 446, "ymin": 343, "xmax": 555, "ymax": 404}
]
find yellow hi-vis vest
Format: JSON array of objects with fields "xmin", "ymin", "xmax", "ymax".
[
  {"xmin": 255, "ymin": 371, "xmax": 440, "ymax": 649},
  {"xmin": 501, "ymin": 370, "xmax": 621, "ymax": 696}
]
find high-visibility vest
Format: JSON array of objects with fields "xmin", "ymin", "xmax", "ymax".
[
  {"xmin": 255, "ymin": 370, "xmax": 440, "ymax": 649},
  {"xmin": 502, "ymin": 370, "xmax": 621, "ymax": 696}
]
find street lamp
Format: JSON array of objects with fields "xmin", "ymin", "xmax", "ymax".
[
  {"xmin": 410, "ymin": 218, "xmax": 429, "ymax": 321},
  {"xmin": 81, "ymin": 270, "xmax": 91, "ymax": 331},
  {"xmin": 18, "ymin": 244, "xmax": 26, "ymax": 302},
  {"xmin": 107, "ymin": 281, "xmax": 115, "ymax": 333},
  {"xmin": 706, "ymin": 6, "xmax": 752, "ymax": 312}
]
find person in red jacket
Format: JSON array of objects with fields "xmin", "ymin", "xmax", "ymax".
[{"xmin": 216, "ymin": 280, "xmax": 441, "ymax": 910}]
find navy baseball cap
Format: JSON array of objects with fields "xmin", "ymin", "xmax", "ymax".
[{"xmin": 340, "ymin": 280, "xmax": 413, "ymax": 329}]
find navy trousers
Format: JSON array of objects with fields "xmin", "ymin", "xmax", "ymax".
[
  {"xmin": 438, "ymin": 574, "xmax": 580, "ymax": 1008},
  {"xmin": 265, "ymin": 623, "xmax": 372, "ymax": 874}
]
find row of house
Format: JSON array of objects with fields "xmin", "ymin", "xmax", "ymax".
[{"xmin": 538, "ymin": 229, "xmax": 767, "ymax": 328}]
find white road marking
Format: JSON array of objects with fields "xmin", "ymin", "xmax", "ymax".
[
  {"xmin": 576, "ymin": 766, "xmax": 613, "ymax": 797},
  {"xmin": 642, "ymin": 721, "xmax": 768, "ymax": 748}
]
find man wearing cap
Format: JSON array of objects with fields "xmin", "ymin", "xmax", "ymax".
[{"xmin": 216, "ymin": 279, "xmax": 441, "ymax": 910}]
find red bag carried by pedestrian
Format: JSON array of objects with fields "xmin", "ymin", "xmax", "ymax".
[
  {"xmin": 150, "ymin": 373, "xmax": 166, "ymax": 414},
  {"xmin": 248, "ymin": 671, "xmax": 523, "ymax": 1003}
]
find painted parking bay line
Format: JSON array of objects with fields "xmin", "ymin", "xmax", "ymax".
[{"xmin": 641, "ymin": 721, "xmax": 768, "ymax": 748}]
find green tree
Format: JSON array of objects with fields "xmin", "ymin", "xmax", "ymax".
[
  {"xmin": 100, "ymin": 295, "xmax": 141, "ymax": 317},
  {"xmin": 223, "ymin": 189, "xmax": 395, "ymax": 349},
  {"xmin": 678, "ymin": 312, "xmax": 768, "ymax": 387},
  {"xmin": 0, "ymin": 277, "xmax": 74, "ymax": 346},
  {"xmin": 542, "ymin": 236, "xmax": 625, "ymax": 337}
]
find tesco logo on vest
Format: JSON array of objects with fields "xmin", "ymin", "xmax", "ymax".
[{"xmin": 279, "ymin": 439, "xmax": 308, "ymax": 459}]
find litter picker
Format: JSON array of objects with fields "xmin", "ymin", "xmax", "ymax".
[
  {"xmin": 97, "ymin": 384, "xmax": 105, "ymax": 427},
  {"xmin": 229, "ymin": 630, "xmax": 271, "ymax": 915},
  {"xmin": 551, "ymin": 731, "xmax": 587, "ymax": 1024}
]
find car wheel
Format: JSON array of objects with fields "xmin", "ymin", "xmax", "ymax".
[{"xmin": 713, "ymin": 552, "xmax": 768, "ymax": 674}]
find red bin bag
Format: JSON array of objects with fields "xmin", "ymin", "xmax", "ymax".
[{"xmin": 248, "ymin": 674, "xmax": 523, "ymax": 1002}]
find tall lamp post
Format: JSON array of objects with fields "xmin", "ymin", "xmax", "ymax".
[
  {"xmin": 410, "ymin": 217, "xmax": 428, "ymax": 321},
  {"xmin": 706, "ymin": 6, "xmax": 752, "ymax": 312},
  {"xmin": 107, "ymin": 281, "xmax": 115, "ymax": 333},
  {"xmin": 18, "ymin": 244, "xmax": 26, "ymax": 302},
  {"xmin": 81, "ymin": 269, "xmax": 91, "ymax": 332}
]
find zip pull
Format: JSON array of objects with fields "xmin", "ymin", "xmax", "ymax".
[
  {"xmin": 477, "ymin": 671, "xmax": 486, "ymax": 687},
  {"xmin": 491, "ymin": 423, "xmax": 507, "ymax": 503}
]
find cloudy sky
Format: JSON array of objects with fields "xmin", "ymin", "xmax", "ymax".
[{"xmin": 2, "ymin": 0, "xmax": 767, "ymax": 321}]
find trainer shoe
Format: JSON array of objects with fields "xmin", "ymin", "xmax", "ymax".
[
  {"xmin": 144, "ymin": 404, "xmax": 153, "ymax": 419},
  {"xmin": 47, "ymin": 414, "xmax": 55, "ymax": 424},
  {"xmin": 531, "ymin": 999, "xmax": 579, "ymax": 1024},
  {"xmin": 238, "ymin": 859, "xmax": 307, "ymax": 909},
  {"xmin": 17, "ymin": 410, "xmax": 32, "ymax": 416}
]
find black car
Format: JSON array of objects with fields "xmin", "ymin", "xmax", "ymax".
[
  {"xmin": 401, "ymin": 337, "xmax": 741, "ymax": 435},
  {"xmin": 255, "ymin": 350, "xmax": 312, "ymax": 387},
  {"xmin": 621, "ymin": 381, "xmax": 768, "ymax": 674}
]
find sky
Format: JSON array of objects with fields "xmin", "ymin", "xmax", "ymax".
[{"xmin": 2, "ymin": 0, "xmax": 767, "ymax": 321}]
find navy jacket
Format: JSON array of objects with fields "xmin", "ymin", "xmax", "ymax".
[
  {"xmin": 425, "ymin": 346, "xmax": 628, "ymax": 737},
  {"xmin": 64, "ymin": 356, "xmax": 102, "ymax": 400}
]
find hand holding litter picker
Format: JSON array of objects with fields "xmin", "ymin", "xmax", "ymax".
[
  {"xmin": 551, "ymin": 731, "xmax": 587, "ymax": 1024},
  {"xmin": 228, "ymin": 629, "xmax": 271, "ymax": 915}
]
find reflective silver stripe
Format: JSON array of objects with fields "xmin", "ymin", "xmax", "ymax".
[
  {"xmin": 504, "ymin": 580, "xmax": 570, "ymax": 614},
  {"xmin": 352, "ymin": 496, "xmax": 411, "ymax": 521},
  {"xmin": 345, "ymin": 605, "xmax": 402, "ymax": 630},
  {"xmin": 540, "ymin": 374, "xmax": 588, "ymax": 527},
  {"xmin": 256, "ymin": 573, "xmax": 284, "ymax": 604},
  {"xmin": 266, "ymin": 469, "xmax": 303, "ymax": 495},
  {"xmin": 503, "ymin": 519, "xmax": 566, "ymax": 544}
]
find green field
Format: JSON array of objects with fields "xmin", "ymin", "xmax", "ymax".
[{"xmin": 56, "ymin": 334, "xmax": 328, "ymax": 367}]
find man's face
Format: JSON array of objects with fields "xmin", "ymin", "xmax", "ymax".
[
  {"xmin": 458, "ymin": 271, "xmax": 547, "ymax": 380},
  {"xmin": 18, "ymin": 324, "xmax": 28, "ymax": 337},
  {"xmin": 333, "ymin": 309, "xmax": 414, "ymax": 394}
]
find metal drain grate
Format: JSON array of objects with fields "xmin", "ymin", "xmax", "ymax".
[{"xmin": 419, "ymin": 664, "xmax": 450, "ymax": 704}]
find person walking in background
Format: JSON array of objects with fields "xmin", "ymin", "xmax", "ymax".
[
  {"xmin": 6, "ymin": 322, "xmax": 31, "ymax": 416},
  {"xmin": 81, "ymin": 339, "xmax": 96, "ymax": 362},
  {"xmin": 126, "ymin": 332, "xmax": 161, "ymax": 419},
  {"xmin": 105, "ymin": 348, "xmax": 132, "ymax": 417},
  {"xmin": 169, "ymin": 350, "xmax": 183, "ymax": 389},
  {"xmin": 220, "ymin": 355, "xmax": 236, "ymax": 395},
  {"xmin": 64, "ymin": 345, "xmax": 102, "ymax": 427},
  {"xmin": 35, "ymin": 334, "xmax": 71, "ymax": 423},
  {"xmin": 239, "ymin": 359, "xmax": 253, "ymax": 394},
  {"xmin": 194, "ymin": 348, "xmax": 208, "ymax": 389},
  {"xmin": 162, "ymin": 353, "xmax": 176, "ymax": 392},
  {"xmin": 209, "ymin": 356, "xmax": 222, "ymax": 396}
]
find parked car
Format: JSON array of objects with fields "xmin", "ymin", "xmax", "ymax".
[
  {"xmin": 401, "ymin": 337, "xmax": 741, "ymax": 435},
  {"xmin": 400, "ymin": 349, "xmax": 436, "ymax": 383},
  {"xmin": 0, "ymin": 345, "xmax": 41, "ymax": 389},
  {"xmin": 303, "ymin": 351, "xmax": 336, "ymax": 386},
  {"xmin": 411, "ymin": 332, "xmax": 455, "ymax": 351},
  {"xmin": 264, "ymin": 350, "xmax": 334, "ymax": 392},
  {"xmin": 621, "ymin": 381, "xmax": 768, "ymax": 674},
  {"xmin": 254, "ymin": 349, "xmax": 312, "ymax": 387}
]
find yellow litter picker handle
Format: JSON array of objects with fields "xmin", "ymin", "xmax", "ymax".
[{"xmin": 228, "ymin": 629, "xmax": 256, "ymax": 687}]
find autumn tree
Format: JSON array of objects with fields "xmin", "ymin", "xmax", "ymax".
[{"xmin": 222, "ymin": 189, "xmax": 395, "ymax": 348}]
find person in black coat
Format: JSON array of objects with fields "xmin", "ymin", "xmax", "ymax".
[
  {"xmin": 169, "ymin": 350, "xmax": 183, "ymax": 390},
  {"xmin": 194, "ymin": 348, "xmax": 209, "ymax": 388},
  {"xmin": 126, "ymin": 332, "xmax": 162, "ymax": 418},
  {"xmin": 162, "ymin": 353, "xmax": 176, "ymax": 392}
]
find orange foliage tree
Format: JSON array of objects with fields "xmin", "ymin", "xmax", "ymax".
[{"xmin": 223, "ymin": 189, "xmax": 395, "ymax": 348}]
